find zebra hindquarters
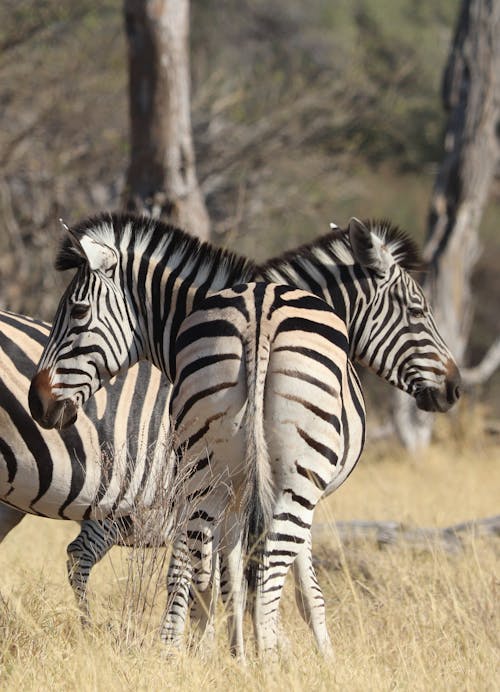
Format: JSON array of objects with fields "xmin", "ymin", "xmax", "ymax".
[{"xmin": 251, "ymin": 315, "xmax": 348, "ymax": 656}]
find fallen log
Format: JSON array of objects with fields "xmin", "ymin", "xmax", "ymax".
[{"xmin": 312, "ymin": 515, "xmax": 500, "ymax": 554}]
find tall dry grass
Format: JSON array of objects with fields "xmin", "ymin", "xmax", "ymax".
[{"xmin": 0, "ymin": 437, "xmax": 498, "ymax": 691}]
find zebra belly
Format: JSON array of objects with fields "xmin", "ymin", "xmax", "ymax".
[{"xmin": 322, "ymin": 361, "xmax": 366, "ymax": 497}]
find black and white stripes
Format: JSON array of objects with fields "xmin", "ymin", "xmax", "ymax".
[
  {"xmin": 28, "ymin": 213, "xmax": 460, "ymax": 657},
  {"xmin": 167, "ymin": 282, "xmax": 362, "ymax": 656},
  {"xmin": 0, "ymin": 308, "xmax": 172, "ymax": 617},
  {"xmin": 261, "ymin": 218, "xmax": 461, "ymax": 418}
]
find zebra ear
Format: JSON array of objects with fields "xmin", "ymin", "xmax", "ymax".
[
  {"xmin": 77, "ymin": 235, "xmax": 117, "ymax": 273},
  {"xmin": 348, "ymin": 218, "xmax": 392, "ymax": 275}
]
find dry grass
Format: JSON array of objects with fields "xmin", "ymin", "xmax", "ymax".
[{"xmin": 0, "ymin": 438, "xmax": 498, "ymax": 691}]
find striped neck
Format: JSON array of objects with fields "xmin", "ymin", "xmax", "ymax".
[
  {"xmin": 58, "ymin": 213, "xmax": 256, "ymax": 379},
  {"xmin": 260, "ymin": 231, "xmax": 372, "ymax": 358}
]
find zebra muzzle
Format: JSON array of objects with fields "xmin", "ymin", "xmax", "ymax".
[
  {"xmin": 29, "ymin": 370, "xmax": 79, "ymax": 430},
  {"xmin": 415, "ymin": 363, "xmax": 461, "ymax": 413}
]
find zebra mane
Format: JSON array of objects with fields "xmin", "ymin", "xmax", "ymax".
[
  {"xmin": 263, "ymin": 218, "xmax": 422, "ymax": 274},
  {"xmin": 364, "ymin": 219, "xmax": 422, "ymax": 270},
  {"xmin": 55, "ymin": 212, "xmax": 256, "ymax": 285}
]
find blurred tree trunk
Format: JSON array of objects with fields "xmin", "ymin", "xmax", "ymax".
[
  {"xmin": 393, "ymin": 0, "xmax": 500, "ymax": 451},
  {"xmin": 122, "ymin": 0, "xmax": 210, "ymax": 239}
]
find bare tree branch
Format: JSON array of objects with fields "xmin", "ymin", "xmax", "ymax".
[{"xmin": 462, "ymin": 336, "xmax": 500, "ymax": 386}]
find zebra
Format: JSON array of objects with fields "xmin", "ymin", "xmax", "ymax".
[
  {"xmin": 28, "ymin": 214, "xmax": 460, "ymax": 657},
  {"xmin": 0, "ymin": 308, "xmax": 175, "ymax": 621},
  {"xmin": 165, "ymin": 282, "xmax": 363, "ymax": 657},
  {"xmin": 164, "ymin": 211, "xmax": 461, "ymax": 656},
  {"xmin": 23, "ymin": 213, "xmax": 255, "ymax": 633}
]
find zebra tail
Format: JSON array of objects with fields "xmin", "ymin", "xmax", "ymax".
[{"xmin": 241, "ymin": 332, "xmax": 274, "ymax": 594}]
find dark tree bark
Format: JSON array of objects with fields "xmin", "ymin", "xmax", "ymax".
[
  {"xmin": 393, "ymin": 0, "xmax": 500, "ymax": 451},
  {"xmin": 122, "ymin": 0, "xmax": 210, "ymax": 239}
]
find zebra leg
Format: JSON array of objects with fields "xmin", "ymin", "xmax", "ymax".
[
  {"xmin": 252, "ymin": 495, "xmax": 315, "ymax": 657},
  {"xmin": 219, "ymin": 513, "xmax": 246, "ymax": 659},
  {"xmin": 184, "ymin": 493, "xmax": 226, "ymax": 649},
  {"xmin": 66, "ymin": 517, "xmax": 130, "ymax": 624},
  {"xmin": 188, "ymin": 550, "xmax": 220, "ymax": 650},
  {"xmin": 160, "ymin": 451, "xmax": 226, "ymax": 649},
  {"xmin": 160, "ymin": 534, "xmax": 192, "ymax": 648},
  {"xmin": 292, "ymin": 533, "xmax": 333, "ymax": 657},
  {"xmin": 0, "ymin": 504, "xmax": 26, "ymax": 541}
]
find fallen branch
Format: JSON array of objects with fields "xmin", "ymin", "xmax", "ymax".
[{"xmin": 312, "ymin": 515, "xmax": 500, "ymax": 554}]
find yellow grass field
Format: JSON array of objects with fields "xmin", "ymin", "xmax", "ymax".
[{"xmin": 0, "ymin": 433, "xmax": 498, "ymax": 691}]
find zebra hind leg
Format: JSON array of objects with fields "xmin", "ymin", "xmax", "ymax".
[
  {"xmin": 219, "ymin": 513, "xmax": 246, "ymax": 659},
  {"xmin": 252, "ymin": 495, "xmax": 315, "ymax": 657},
  {"xmin": 188, "ymin": 550, "xmax": 220, "ymax": 653},
  {"xmin": 184, "ymin": 498, "xmax": 224, "ymax": 652},
  {"xmin": 292, "ymin": 534, "xmax": 334, "ymax": 657},
  {"xmin": 161, "ymin": 486, "xmax": 224, "ymax": 651}
]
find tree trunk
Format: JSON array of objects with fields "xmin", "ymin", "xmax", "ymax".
[
  {"xmin": 122, "ymin": 0, "xmax": 210, "ymax": 240},
  {"xmin": 393, "ymin": 0, "xmax": 500, "ymax": 451}
]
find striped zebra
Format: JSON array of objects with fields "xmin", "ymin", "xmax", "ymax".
[
  {"xmin": 0, "ymin": 308, "xmax": 173, "ymax": 620},
  {"xmin": 165, "ymin": 282, "xmax": 362, "ymax": 657},
  {"xmin": 164, "ymin": 213, "xmax": 461, "ymax": 657},
  {"xmin": 28, "ymin": 214, "xmax": 460, "ymax": 657},
  {"xmin": 0, "ymin": 310, "xmax": 215, "ymax": 635},
  {"xmin": 23, "ymin": 214, "xmax": 255, "ymax": 629}
]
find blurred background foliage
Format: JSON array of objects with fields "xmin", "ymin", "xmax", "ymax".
[{"xmin": 0, "ymin": 0, "xmax": 498, "ymax": 416}]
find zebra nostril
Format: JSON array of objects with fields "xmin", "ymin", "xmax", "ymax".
[{"xmin": 446, "ymin": 380, "xmax": 461, "ymax": 404}]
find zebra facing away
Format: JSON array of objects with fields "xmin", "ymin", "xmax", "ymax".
[
  {"xmin": 0, "ymin": 241, "xmax": 327, "ymax": 639},
  {"xmin": 0, "ymin": 308, "xmax": 173, "ymax": 620},
  {"xmin": 164, "ymin": 218, "xmax": 461, "ymax": 657},
  {"xmin": 165, "ymin": 282, "xmax": 363, "ymax": 658},
  {"xmin": 29, "ymin": 214, "xmax": 460, "ymax": 658}
]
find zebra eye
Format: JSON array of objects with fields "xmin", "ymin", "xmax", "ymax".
[
  {"xmin": 70, "ymin": 303, "xmax": 90, "ymax": 321},
  {"xmin": 408, "ymin": 306, "xmax": 425, "ymax": 319}
]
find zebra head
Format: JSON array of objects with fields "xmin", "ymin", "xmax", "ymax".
[
  {"xmin": 29, "ymin": 220, "xmax": 139, "ymax": 430},
  {"xmin": 347, "ymin": 218, "xmax": 461, "ymax": 412}
]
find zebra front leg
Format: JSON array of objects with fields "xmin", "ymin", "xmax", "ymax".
[
  {"xmin": 0, "ymin": 505, "xmax": 26, "ymax": 541},
  {"xmin": 292, "ymin": 533, "xmax": 333, "ymax": 657},
  {"xmin": 66, "ymin": 517, "xmax": 130, "ymax": 625}
]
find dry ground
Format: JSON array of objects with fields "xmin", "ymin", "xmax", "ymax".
[{"xmin": 0, "ymin": 434, "xmax": 498, "ymax": 691}]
